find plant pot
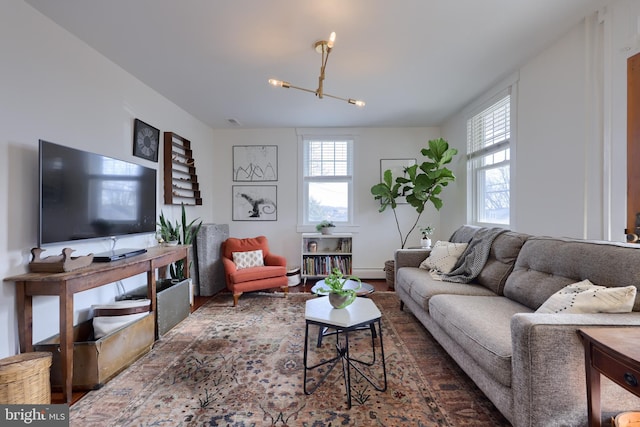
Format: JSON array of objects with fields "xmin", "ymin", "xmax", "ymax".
[
  {"xmin": 420, "ymin": 237, "xmax": 432, "ymax": 249},
  {"xmin": 329, "ymin": 292, "xmax": 355, "ymax": 309},
  {"xmin": 320, "ymin": 227, "xmax": 333, "ymax": 235},
  {"xmin": 329, "ymin": 293, "xmax": 348, "ymax": 308}
]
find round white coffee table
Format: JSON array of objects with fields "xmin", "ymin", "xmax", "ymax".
[{"xmin": 311, "ymin": 279, "xmax": 374, "ymax": 296}]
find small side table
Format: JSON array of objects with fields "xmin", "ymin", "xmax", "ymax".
[
  {"xmin": 303, "ymin": 297, "xmax": 387, "ymax": 408},
  {"xmin": 578, "ymin": 327, "xmax": 640, "ymax": 427}
]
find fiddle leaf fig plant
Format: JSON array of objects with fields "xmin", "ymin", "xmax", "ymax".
[{"xmin": 371, "ymin": 138, "xmax": 458, "ymax": 249}]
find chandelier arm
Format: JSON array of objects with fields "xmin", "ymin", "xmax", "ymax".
[
  {"xmin": 322, "ymin": 92, "xmax": 349, "ymax": 102},
  {"xmin": 287, "ymin": 84, "xmax": 318, "ymax": 95}
]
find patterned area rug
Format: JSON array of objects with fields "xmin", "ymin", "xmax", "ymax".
[{"xmin": 70, "ymin": 292, "xmax": 511, "ymax": 426}]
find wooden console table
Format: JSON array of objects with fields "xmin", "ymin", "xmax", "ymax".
[
  {"xmin": 578, "ymin": 327, "xmax": 640, "ymax": 427},
  {"xmin": 4, "ymin": 245, "xmax": 189, "ymax": 404}
]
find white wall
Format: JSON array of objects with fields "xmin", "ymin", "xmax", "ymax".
[
  {"xmin": 441, "ymin": 0, "xmax": 639, "ymax": 242},
  {"xmin": 211, "ymin": 127, "xmax": 442, "ymax": 279},
  {"xmin": 0, "ymin": 1, "xmax": 216, "ymax": 358}
]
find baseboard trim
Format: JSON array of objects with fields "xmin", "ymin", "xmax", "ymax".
[{"xmin": 353, "ymin": 268, "xmax": 385, "ymax": 280}]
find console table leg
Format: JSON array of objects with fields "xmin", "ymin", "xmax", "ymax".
[
  {"xmin": 60, "ymin": 293, "xmax": 74, "ymax": 404},
  {"xmin": 16, "ymin": 282, "xmax": 32, "ymax": 353}
]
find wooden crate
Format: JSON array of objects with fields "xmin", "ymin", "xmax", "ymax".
[{"xmin": 34, "ymin": 313, "xmax": 154, "ymax": 390}]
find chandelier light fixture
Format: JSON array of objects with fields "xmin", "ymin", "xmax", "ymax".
[{"xmin": 268, "ymin": 32, "xmax": 365, "ymax": 107}]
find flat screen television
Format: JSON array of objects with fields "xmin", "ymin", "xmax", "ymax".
[{"xmin": 39, "ymin": 140, "xmax": 157, "ymax": 246}]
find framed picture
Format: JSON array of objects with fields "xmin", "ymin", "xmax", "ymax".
[
  {"xmin": 133, "ymin": 119, "xmax": 160, "ymax": 162},
  {"xmin": 232, "ymin": 185, "xmax": 277, "ymax": 221},
  {"xmin": 380, "ymin": 158, "xmax": 417, "ymax": 204},
  {"xmin": 233, "ymin": 145, "xmax": 278, "ymax": 181}
]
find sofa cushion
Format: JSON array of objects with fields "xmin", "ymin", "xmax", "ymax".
[
  {"xmin": 504, "ymin": 237, "xmax": 640, "ymax": 311},
  {"xmin": 419, "ymin": 241, "xmax": 468, "ymax": 273},
  {"xmin": 396, "ymin": 267, "xmax": 496, "ymax": 312},
  {"xmin": 475, "ymin": 231, "xmax": 529, "ymax": 295},
  {"xmin": 429, "ymin": 294, "xmax": 533, "ymax": 387},
  {"xmin": 535, "ymin": 279, "xmax": 637, "ymax": 314}
]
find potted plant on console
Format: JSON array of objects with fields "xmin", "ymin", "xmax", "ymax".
[
  {"xmin": 157, "ymin": 203, "xmax": 203, "ymax": 280},
  {"xmin": 316, "ymin": 268, "xmax": 362, "ymax": 309},
  {"xmin": 157, "ymin": 212, "xmax": 180, "ymax": 245}
]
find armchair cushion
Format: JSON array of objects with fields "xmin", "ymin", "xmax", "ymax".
[
  {"xmin": 229, "ymin": 265, "xmax": 287, "ymax": 285},
  {"xmin": 232, "ymin": 249, "xmax": 264, "ymax": 269}
]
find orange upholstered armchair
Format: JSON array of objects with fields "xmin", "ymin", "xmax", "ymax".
[{"xmin": 221, "ymin": 236, "xmax": 288, "ymax": 306}]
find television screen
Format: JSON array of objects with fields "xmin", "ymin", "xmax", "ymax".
[{"xmin": 39, "ymin": 140, "xmax": 157, "ymax": 246}]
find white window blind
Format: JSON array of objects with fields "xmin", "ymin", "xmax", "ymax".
[{"xmin": 467, "ymin": 95, "xmax": 510, "ymax": 157}]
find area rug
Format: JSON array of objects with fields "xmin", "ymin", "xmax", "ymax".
[{"xmin": 70, "ymin": 292, "xmax": 511, "ymax": 426}]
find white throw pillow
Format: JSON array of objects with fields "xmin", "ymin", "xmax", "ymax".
[
  {"xmin": 232, "ymin": 249, "xmax": 264, "ymax": 270},
  {"xmin": 536, "ymin": 279, "xmax": 637, "ymax": 314},
  {"xmin": 419, "ymin": 241, "xmax": 468, "ymax": 274}
]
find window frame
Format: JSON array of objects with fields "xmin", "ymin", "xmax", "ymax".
[
  {"xmin": 298, "ymin": 134, "xmax": 355, "ymax": 229},
  {"xmin": 466, "ymin": 87, "xmax": 515, "ymax": 227}
]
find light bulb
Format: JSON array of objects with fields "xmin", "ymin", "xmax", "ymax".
[
  {"xmin": 327, "ymin": 32, "xmax": 336, "ymax": 49},
  {"xmin": 268, "ymin": 79, "xmax": 290, "ymax": 88},
  {"xmin": 348, "ymin": 99, "xmax": 366, "ymax": 107}
]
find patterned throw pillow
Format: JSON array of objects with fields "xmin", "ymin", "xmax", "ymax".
[
  {"xmin": 419, "ymin": 241, "xmax": 468, "ymax": 274},
  {"xmin": 232, "ymin": 249, "xmax": 264, "ymax": 270},
  {"xmin": 536, "ymin": 279, "xmax": 637, "ymax": 314}
]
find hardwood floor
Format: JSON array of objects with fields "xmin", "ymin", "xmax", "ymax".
[{"xmin": 53, "ymin": 278, "xmax": 392, "ymax": 405}]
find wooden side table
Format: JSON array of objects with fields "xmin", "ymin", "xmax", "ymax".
[{"xmin": 578, "ymin": 327, "xmax": 640, "ymax": 427}]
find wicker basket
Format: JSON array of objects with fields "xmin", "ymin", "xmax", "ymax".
[
  {"xmin": 0, "ymin": 352, "xmax": 52, "ymax": 404},
  {"xmin": 384, "ymin": 259, "xmax": 395, "ymax": 289},
  {"xmin": 614, "ymin": 412, "xmax": 640, "ymax": 427}
]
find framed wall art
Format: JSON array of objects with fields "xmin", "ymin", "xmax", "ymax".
[
  {"xmin": 233, "ymin": 145, "xmax": 278, "ymax": 181},
  {"xmin": 232, "ymin": 185, "xmax": 277, "ymax": 221},
  {"xmin": 133, "ymin": 118, "xmax": 160, "ymax": 162},
  {"xmin": 380, "ymin": 158, "xmax": 417, "ymax": 204}
]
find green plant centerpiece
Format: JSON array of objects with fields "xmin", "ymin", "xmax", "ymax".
[
  {"xmin": 157, "ymin": 203, "xmax": 203, "ymax": 280},
  {"xmin": 371, "ymin": 138, "xmax": 458, "ymax": 249},
  {"xmin": 316, "ymin": 268, "xmax": 362, "ymax": 309},
  {"xmin": 316, "ymin": 220, "xmax": 336, "ymax": 235},
  {"xmin": 157, "ymin": 212, "xmax": 180, "ymax": 244}
]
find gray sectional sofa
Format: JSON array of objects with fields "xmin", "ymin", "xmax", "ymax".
[{"xmin": 395, "ymin": 225, "xmax": 640, "ymax": 427}]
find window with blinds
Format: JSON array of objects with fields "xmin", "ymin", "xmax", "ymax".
[
  {"xmin": 467, "ymin": 93, "xmax": 511, "ymax": 225},
  {"xmin": 302, "ymin": 139, "xmax": 353, "ymax": 224}
]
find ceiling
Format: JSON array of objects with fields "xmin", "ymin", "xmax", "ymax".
[{"xmin": 25, "ymin": 0, "xmax": 606, "ymax": 129}]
